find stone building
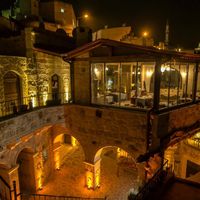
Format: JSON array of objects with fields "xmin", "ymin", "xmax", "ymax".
[
  {"xmin": 93, "ymin": 26, "xmax": 154, "ymax": 46},
  {"xmin": 1, "ymin": 0, "xmax": 76, "ymax": 36},
  {"xmin": 0, "ymin": 36, "xmax": 200, "ymax": 200}
]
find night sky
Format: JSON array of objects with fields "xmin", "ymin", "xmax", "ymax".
[{"xmin": 1, "ymin": 0, "xmax": 200, "ymax": 48}]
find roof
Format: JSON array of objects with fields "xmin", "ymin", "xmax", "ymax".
[{"xmin": 62, "ymin": 39, "xmax": 200, "ymax": 62}]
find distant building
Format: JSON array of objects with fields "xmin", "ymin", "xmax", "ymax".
[
  {"xmin": 1, "ymin": 0, "xmax": 76, "ymax": 36},
  {"xmin": 93, "ymin": 26, "xmax": 154, "ymax": 46},
  {"xmin": 93, "ymin": 26, "xmax": 132, "ymax": 41}
]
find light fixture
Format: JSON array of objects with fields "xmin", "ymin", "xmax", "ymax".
[
  {"xmin": 143, "ymin": 31, "xmax": 148, "ymax": 37},
  {"xmin": 146, "ymin": 70, "xmax": 153, "ymax": 77},
  {"xmin": 161, "ymin": 65, "xmax": 165, "ymax": 73}
]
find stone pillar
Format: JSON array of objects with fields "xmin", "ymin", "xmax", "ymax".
[
  {"xmin": 84, "ymin": 160, "xmax": 101, "ymax": 190},
  {"xmin": 33, "ymin": 152, "xmax": 43, "ymax": 191},
  {"xmin": 53, "ymin": 145, "xmax": 61, "ymax": 170},
  {"xmin": 85, "ymin": 162, "xmax": 95, "ymax": 189},
  {"xmin": 94, "ymin": 159, "xmax": 101, "ymax": 188}
]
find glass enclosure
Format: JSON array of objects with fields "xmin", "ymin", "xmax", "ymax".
[
  {"xmin": 91, "ymin": 62, "xmax": 155, "ymax": 109},
  {"xmin": 159, "ymin": 62, "xmax": 195, "ymax": 108},
  {"xmin": 91, "ymin": 61, "xmax": 199, "ymax": 110}
]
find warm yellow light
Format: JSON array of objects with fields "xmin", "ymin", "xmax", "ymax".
[
  {"xmin": 38, "ymin": 177, "xmax": 42, "ymax": 190},
  {"xmin": 146, "ymin": 70, "xmax": 153, "ymax": 77},
  {"xmin": 84, "ymin": 14, "xmax": 89, "ymax": 19},
  {"xmin": 181, "ymin": 71, "xmax": 187, "ymax": 78},
  {"xmin": 54, "ymin": 151, "xmax": 60, "ymax": 170},
  {"xmin": 31, "ymin": 96, "xmax": 36, "ymax": 107},
  {"xmin": 71, "ymin": 136, "xmax": 77, "ymax": 147},
  {"xmin": 43, "ymin": 92, "xmax": 48, "ymax": 105},
  {"xmin": 117, "ymin": 148, "xmax": 128, "ymax": 158},
  {"xmin": 86, "ymin": 172, "xmax": 93, "ymax": 189},
  {"xmin": 143, "ymin": 31, "xmax": 148, "ymax": 37},
  {"xmin": 95, "ymin": 174, "xmax": 100, "ymax": 188},
  {"xmin": 65, "ymin": 88, "xmax": 69, "ymax": 102}
]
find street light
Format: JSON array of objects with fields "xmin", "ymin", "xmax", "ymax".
[
  {"xmin": 142, "ymin": 31, "xmax": 149, "ymax": 46},
  {"xmin": 76, "ymin": 13, "xmax": 89, "ymax": 27},
  {"xmin": 143, "ymin": 31, "xmax": 148, "ymax": 37}
]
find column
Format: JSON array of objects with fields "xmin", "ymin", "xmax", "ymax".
[{"xmin": 84, "ymin": 160, "xmax": 101, "ymax": 190}]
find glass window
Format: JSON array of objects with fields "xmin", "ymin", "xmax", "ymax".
[
  {"xmin": 120, "ymin": 64, "xmax": 131, "ymax": 106},
  {"xmin": 105, "ymin": 63, "xmax": 119, "ymax": 106},
  {"xmin": 169, "ymin": 63, "xmax": 181, "ymax": 106},
  {"xmin": 91, "ymin": 63, "xmax": 104, "ymax": 104},
  {"xmin": 91, "ymin": 62, "xmax": 155, "ymax": 109},
  {"xmin": 159, "ymin": 61, "xmax": 194, "ymax": 109},
  {"xmin": 179, "ymin": 63, "xmax": 194, "ymax": 104},
  {"xmin": 196, "ymin": 65, "xmax": 200, "ymax": 100}
]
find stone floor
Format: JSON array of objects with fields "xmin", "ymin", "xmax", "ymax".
[{"xmin": 38, "ymin": 145, "xmax": 139, "ymax": 200}]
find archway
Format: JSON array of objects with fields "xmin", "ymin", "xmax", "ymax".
[
  {"xmin": 53, "ymin": 133, "xmax": 82, "ymax": 170},
  {"xmin": 38, "ymin": 132, "xmax": 87, "ymax": 196},
  {"xmin": 89, "ymin": 146, "xmax": 139, "ymax": 199},
  {"xmin": 17, "ymin": 148, "xmax": 36, "ymax": 193},
  {"xmin": 3, "ymin": 71, "xmax": 22, "ymax": 112}
]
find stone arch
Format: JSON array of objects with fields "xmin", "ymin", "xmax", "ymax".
[
  {"xmin": 3, "ymin": 71, "xmax": 22, "ymax": 106},
  {"xmin": 2, "ymin": 68, "xmax": 28, "ymax": 103},
  {"xmin": 94, "ymin": 145, "xmax": 137, "ymax": 164},
  {"xmin": 16, "ymin": 147, "xmax": 36, "ymax": 193},
  {"xmin": 12, "ymin": 145, "xmax": 35, "ymax": 167},
  {"xmin": 84, "ymin": 145, "xmax": 139, "ymax": 190},
  {"xmin": 51, "ymin": 124, "xmax": 86, "ymax": 169}
]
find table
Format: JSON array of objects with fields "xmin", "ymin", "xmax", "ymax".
[{"xmin": 135, "ymin": 96, "xmax": 153, "ymax": 107}]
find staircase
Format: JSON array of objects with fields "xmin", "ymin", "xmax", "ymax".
[{"xmin": 133, "ymin": 159, "xmax": 171, "ymax": 200}]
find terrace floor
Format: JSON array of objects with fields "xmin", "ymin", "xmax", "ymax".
[{"xmin": 38, "ymin": 146, "xmax": 139, "ymax": 200}]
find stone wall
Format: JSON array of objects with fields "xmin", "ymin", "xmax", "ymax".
[
  {"xmin": 64, "ymin": 105, "xmax": 147, "ymax": 163},
  {"xmin": 0, "ymin": 50, "xmax": 71, "ymax": 105},
  {"xmin": 0, "ymin": 104, "xmax": 148, "ymax": 192},
  {"xmin": 0, "ymin": 55, "xmax": 29, "ymax": 102},
  {"xmin": 0, "ymin": 104, "xmax": 147, "ymax": 165},
  {"xmin": 179, "ymin": 141, "xmax": 200, "ymax": 179},
  {"xmin": 0, "ymin": 106, "xmax": 65, "ymax": 148},
  {"xmin": 168, "ymin": 103, "xmax": 200, "ymax": 132},
  {"xmin": 29, "ymin": 50, "xmax": 71, "ymax": 99},
  {"xmin": 74, "ymin": 60, "xmax": 90, "ymax": 105}
]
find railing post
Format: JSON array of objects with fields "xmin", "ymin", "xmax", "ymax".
[{"xmin": 13, "ymin": 181, "xmax": 17, "ymax": 200}]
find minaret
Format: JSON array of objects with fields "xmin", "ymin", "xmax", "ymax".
[{"xmin": 165, "ymin": 20, "xmax": 169, "ymax": 47}]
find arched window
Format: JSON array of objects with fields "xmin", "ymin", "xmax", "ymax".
[
  {"xmin": 3, "ymin": 71, "xmax": 21, "ymax": 104},
  {"xmin": 51, "ymin": 74, "xmax": 60, "ymax": 100}
]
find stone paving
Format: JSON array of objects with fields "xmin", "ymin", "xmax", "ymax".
[{"xmin": 39, "ymin": 146, "xmax": 139, "ymax": 200}]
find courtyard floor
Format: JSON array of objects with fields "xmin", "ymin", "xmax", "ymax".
[{"xmin": 38, "ymin": 145, "xmax": 139, "ymax": 200}]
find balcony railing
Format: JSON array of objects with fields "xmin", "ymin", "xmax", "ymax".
[
  {"xmin": 133, "ymin": 159, "xmax": 169, "ymax": 200},
  {"xmin": 0, "ymin": 92, "xmax": 70, "ymax": 119}
]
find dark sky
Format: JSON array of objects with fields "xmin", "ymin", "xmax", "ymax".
[{"xmin": 1, "ymin": 0, "xmax": 200, "ymax": 48}]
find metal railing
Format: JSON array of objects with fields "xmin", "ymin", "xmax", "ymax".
[
  {"xmin": 0, "ymin": 176, "xmax": 12, "ymax": 200},
  {"xmin": 0, "ymin": 178, "xmax": 106, "ymax": 200},
  {"xmin": 0, "ymin": 92, "xmax": 70, "ymax": 119},
  {"xmin": 19, "ymin": 193, "xmax": 106, "ymax": 200},
  {"xmin": 133, "ymin": 159, "xmax": 169, "ymax": 200}
]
